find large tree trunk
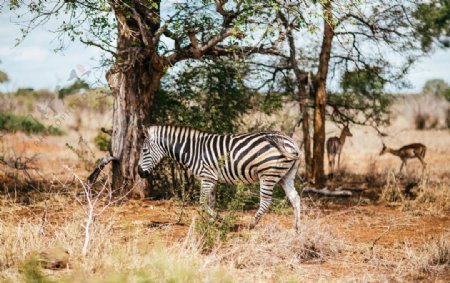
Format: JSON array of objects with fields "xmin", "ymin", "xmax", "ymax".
[
  {"xmin": 106, "ymin": 24, "xmax": 164, "ymax": 193},
  {"xmin": 312, "ymin": 0, "xmax": 334, "ymax": 188}
]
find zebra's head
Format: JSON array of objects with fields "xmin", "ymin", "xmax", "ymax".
[{"xmin": 137, "ymin": 128, "xmax": 164, "ymax": 178}]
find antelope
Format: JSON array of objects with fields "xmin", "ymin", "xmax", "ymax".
[
  {"xmin": 326, "ymin": 125, "xmax": 353, "ymax": 175},
  {"xmin": 379, "ymin": 143, "xmax": 427, "ymax": 174}
]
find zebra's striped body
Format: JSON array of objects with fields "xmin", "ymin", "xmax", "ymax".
[{"xmin": 138, "ymin": 125, "xmax": 302, "ymax": 230}]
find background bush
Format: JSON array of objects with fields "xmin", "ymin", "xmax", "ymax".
[{"xmin": 0, "ymin": 112, "xmax": 64, "ymax": 136}]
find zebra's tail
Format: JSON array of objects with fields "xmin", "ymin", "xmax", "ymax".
[{"xmin": 265, "ymin": 134, "xmax": 301, "ymax": 160}]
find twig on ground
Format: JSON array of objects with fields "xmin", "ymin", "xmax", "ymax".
[{"xmin": 370, "ymin": 225, "xmax": 391, "ymax": 258}]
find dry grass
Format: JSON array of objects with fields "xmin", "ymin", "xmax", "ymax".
[
  {"xmin": 398, "ymin": 233, "xmax": 450, "ymax": 279},
  {"xmin": 0, "ymin": 194, "xmax": 348, "ymax": 283},
  {"xmin": 0, "ymin": 201, "xmax": 231, "ymax": 282},
  {"xmin": 1, "ymin": 183, "xmax": 449, "ymax": 282},
  {"xmin": 212, "ymin": 220, "xmax": 344, "ymax": 281},
  {"xmin": 380, "ymin": 176, "xmax": 450, "ymax": 216}
]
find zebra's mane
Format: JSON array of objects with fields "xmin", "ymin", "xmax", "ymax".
[{"xmin": 145, "ymin": 124, "xmax": 286, "ymax": 137}]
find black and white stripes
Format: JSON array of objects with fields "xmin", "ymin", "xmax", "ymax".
[{"xmin": 138, "ymin": 125, "xmax": 302, "ymax": 230}]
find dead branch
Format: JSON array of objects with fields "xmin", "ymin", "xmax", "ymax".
[
  {"xmin": 86, "ymin": 156, "xmax": 118, "ymax": 185},
  {"xmin": 100, "ymin": 127, "xmax": 113, "ymax": 136},
  {"xmin": 303, "ymin": 186, "xmax": 352, "ymax": 196},
  {"xmin": 0, "ymin": 154, "xmax": 38, "ymax": 170},
  {"xmin": 370, "ymin": 226, "xmax": 391, "ymax": 258}
]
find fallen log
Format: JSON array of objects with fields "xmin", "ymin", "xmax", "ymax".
[{"xmin": 303, "ymin": 186, "xmax": 352, "ymax": 196}]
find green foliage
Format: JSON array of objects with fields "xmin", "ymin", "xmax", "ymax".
[
  {"xmin": 422, "ymin": 79, "xmax": 450, "ymax": 101},
  {"xmin": 259, "ymin": 92, "xmax": 286, "ymax": 114},
  {"xmin": 328, "ymin": 67, "xmax": 393, "ymax": 126},
  {"xmin": 0, "ymin": 70, "xmax": 8, "ymax": 84},
  {"xmin": 152, "ymin": 58, "xmax": 252, "ymax": 134},
  {"xmin": 447, "ymin": 109, "xmax": 450, "ymax": 129},
  {"xmin": 16, "ymin": 88, "xmax": 35, "ymax": 95},
  {"xmin": 58, "ymin": 79, "xmax": 90, "ymax": 99},
  {"xmin": 414, "ymin": 0, "xmax": 450, "ymax": 51},
  {"xmin": 341, "ymin": 67, "xmax": 385, "ymax": 96},
  {"xmin": 94, "ymin": 131, "xmax": 111, "ymax": 152},
  {"xmin": 271, "ymin": 185, "xmax": 292, "ymax": 215},
  {"xmin": 20, "ymin": 257, "xmax": 55, "ymax": 283},
  {"xmin": 0, "ymin": 112, "xmax": 64, "ymax": 135},
  {"xmin": 196, "ymin": 182, "xmax": 252, "ymax": 251}
]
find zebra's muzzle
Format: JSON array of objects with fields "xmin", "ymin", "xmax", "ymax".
[{"xmin": 138, "ymin": 166, "xmax": 150, "ymax": 178}]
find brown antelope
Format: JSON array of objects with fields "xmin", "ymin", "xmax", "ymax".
[
  {"xmin": 326, "ymin": 125, "xmax": 353, "ymax": 175},
  {"xmin": 379, "ymin": 143, "xmax": 427, "ymax": 174}
]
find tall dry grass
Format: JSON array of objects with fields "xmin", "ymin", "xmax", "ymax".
[
  {"xmin": 397, "ymin": 233, "xmax": 450, "ymax": 279},
  {"xmin": 0, "ymin": 195, "xmax": 346, "ymax": 283},
  {"xmin": 380, "ymin": 175, "xmax": 450, "ymax": 216}
]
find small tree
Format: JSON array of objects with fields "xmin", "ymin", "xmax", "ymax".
[
  {"xmin": 58, "ymin": 79, "xmax": 90, "ymax": 99},
  {"xmin": 422, "ymin": 79, "xmax": 450, "ymax": 100}
]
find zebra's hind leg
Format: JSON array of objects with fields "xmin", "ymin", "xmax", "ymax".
[
  {"xmin": 200, "ymin": 178, "xmax": 218, "ymax": 220},
  {"xmin": 280, "ymin": 161, "xmax": 301, "ymax": 231},
  {"xmin": 250, "ymin": 174, "xmax": 280, "ymax": 229}
]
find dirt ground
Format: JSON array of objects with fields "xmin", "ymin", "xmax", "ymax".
[{"xmin": 1, "ymin": 192, "xmax": 449, "ymax": 282}]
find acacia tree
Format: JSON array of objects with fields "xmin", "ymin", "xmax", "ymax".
[
  {"xmin": 6, "ymin": 0, "xmax": 286, "ymax": 191},
  {"xmin": 252, "ymin": 0, "xmax": 442, "ymax": 187}
]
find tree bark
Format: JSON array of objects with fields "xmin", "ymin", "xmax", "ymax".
[
  {"xmin": 106, "ymin": 17, "xmax": 164, "ymax": 192},
  {"xmin": 312, "ymin": 0, "xmax": 334, "ymax": 188}
]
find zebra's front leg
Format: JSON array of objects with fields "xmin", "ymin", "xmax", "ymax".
[
  {"xmin": 200, "ymin": 178, "xmax": 218, "ymax": 220},
  {"xmin": 250, "ymin": 177, "xmax": 275, "ymax": 229}
]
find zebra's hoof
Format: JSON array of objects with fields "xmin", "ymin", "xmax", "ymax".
[{"xmin": 249, "ymin": 220, "xmax": 259, "ymax": 229}]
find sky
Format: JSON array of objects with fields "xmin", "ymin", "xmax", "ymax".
[{"xmin": 1, "ymin": 8, "xmax": 449, "ymax": 94}]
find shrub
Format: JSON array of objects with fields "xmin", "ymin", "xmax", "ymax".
[
  {"xmin": 196, "ymin": 182, "xmax": 252, "ymax": 251},
  {"xmin": 20, "ymin": 257, "xmax": 56, "ymax": 283},
  {"xmin": 58, "ymin": 79, "xmax": 90, "ymax": 99},
  {"xmin": 94, "ymin": 132, "xmax": 111, "ymax": 152},
  {"xmin": 401, "ymin": 233, "xmax": 450, "ymax": 277},
  {"xmin": 409, "ymin": 93, "xmax": 449, "ymax": 129},
  {"xmin": 0, "ymin": 112, "xmax": 64, "ymax": 136},
  {"xmin": 380, "ymin": 173, "xmax": 405, "ymax": 203},
  {"xmin": 447, "ymin": 108, "xmax": 450, "ymax": 128}
]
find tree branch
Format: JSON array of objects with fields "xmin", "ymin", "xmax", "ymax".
[{"xmin": 80, "ymin": 38, "xmax": 117, "ymax": 56}]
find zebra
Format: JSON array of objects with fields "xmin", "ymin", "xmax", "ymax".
[{"xmin": 137, "ymin": 125, "xmax": 302, "ymax": 230}]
